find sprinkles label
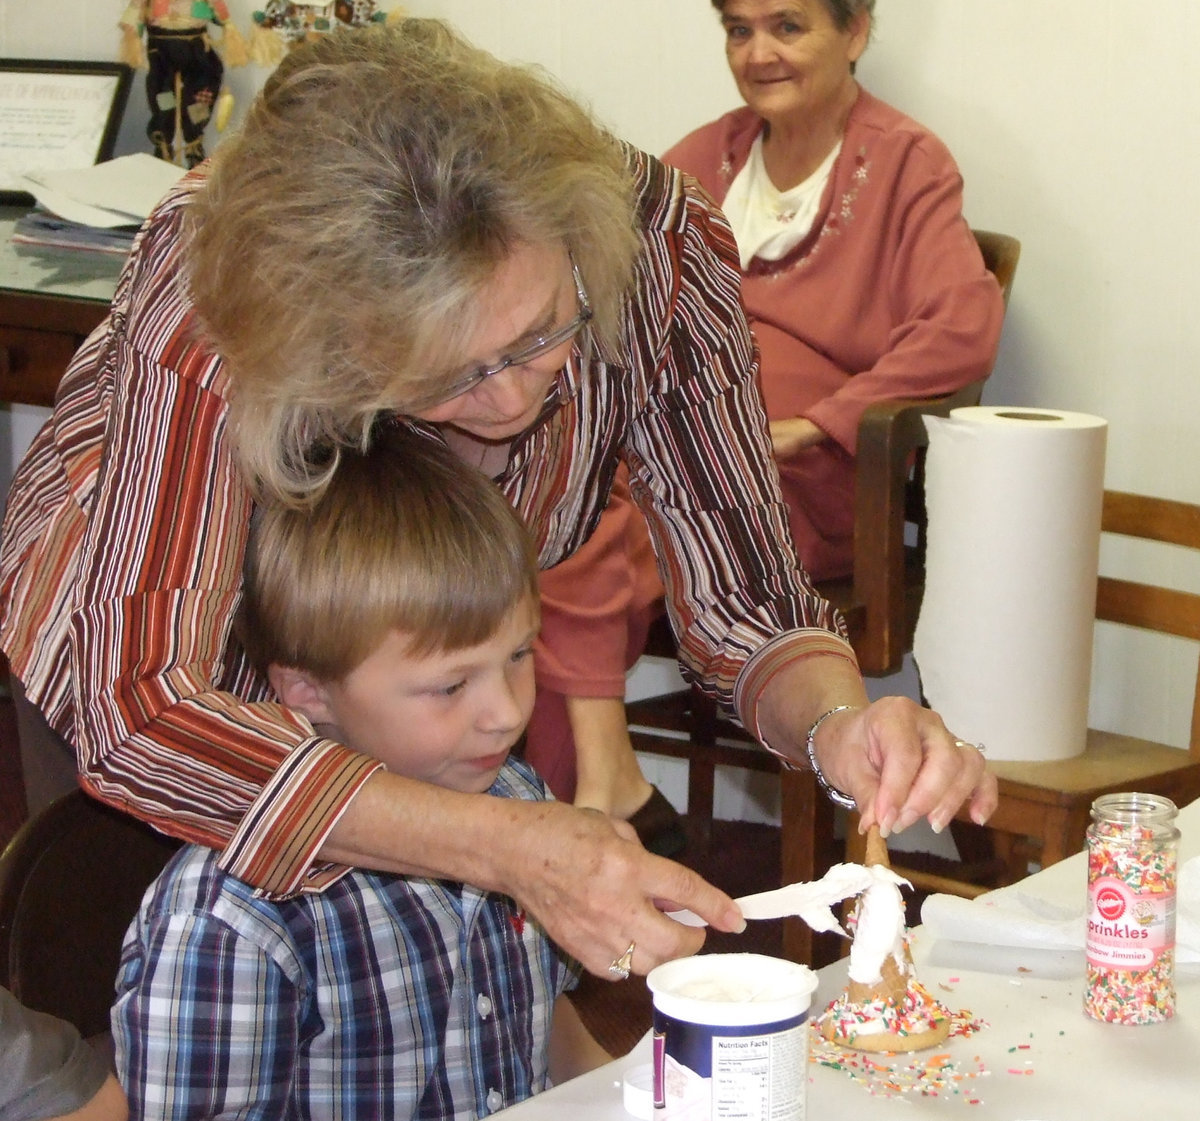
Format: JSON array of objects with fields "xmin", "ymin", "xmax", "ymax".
[{"xmin": 1083, "ymin": 793, "xmax": 1179, "ymax": 1025}]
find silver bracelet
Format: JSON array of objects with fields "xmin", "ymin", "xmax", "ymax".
[{"xmin": 804, "ymin": 705, "xmax": 859, "ymax": 811}]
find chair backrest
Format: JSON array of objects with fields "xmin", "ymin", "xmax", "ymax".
[
  {"xmin": 1095, "ymin": 489, "xmax": 1200, "ymax": 752},
  {"xmin": 0, "ymin": 790, "xmax": 180, "ymax": 1039},
  {"xmin": 972, "ymin": 229, "xmax": 1021, "ymax": 307},
  {"xmin": 842, "ymin": 228, "xmax": 1022, "ymax": 674}
]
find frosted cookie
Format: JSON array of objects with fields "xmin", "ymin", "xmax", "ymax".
[{"xmin": 819, "ymin": 947, "xmax": 952, "ymax": 1052}]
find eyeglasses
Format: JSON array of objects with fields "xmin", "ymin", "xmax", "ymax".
[{"xmin": 408, "ymin": 259, "xmax": 593, "ymax": 412}]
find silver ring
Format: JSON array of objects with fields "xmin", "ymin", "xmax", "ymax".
[
  {"xmin": 608, "ymin": 940, "xmax": 635, "ymax": 981},
  {"xmin": 954, "ymin": 739, "xmax": 986, "ymax": 755}
]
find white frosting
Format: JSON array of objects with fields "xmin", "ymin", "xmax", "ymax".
[
  {"xmin": 736, "ymin": 862, "xmax": 899, "ymax": 931},
  {"xmin": 846, "ymin": 872, "xmax": 908, "ymax": 986},
  {"xmin": 667, "ymin": 862, "xmax": 912, "ymax": 989},
  {"xmin": 673, "ymin": 978, "xmax": 776, "ymax": 1003},
  {"xmin": 737, "ymin": 863, "xmax": 910, "ymax": 987},
  {"xmin": 844, "ymin": 1016, "xmax": 887, "ymax": 1036}
]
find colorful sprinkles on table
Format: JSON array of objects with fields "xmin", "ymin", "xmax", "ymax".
[
  {"xmin": 809, "ymin": 1021, "xmax": 1058, "ymax": 1106},
  {"xmin": 809, "ymin": 1004, "xmax": 992, "ymax": 1102}
]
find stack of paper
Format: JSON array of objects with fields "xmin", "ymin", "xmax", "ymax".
[
  {"xmin": 20, "ymin": 153, "xmax": 187, "ymax": 227},
  {"xmin": 12, "ymin": 153, "xmax": 187, "ymax": 255}
]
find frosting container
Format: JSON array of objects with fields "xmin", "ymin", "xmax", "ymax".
[{"xmin": 647, "ymin": 953, "xmax": 817, "ymax": 1120}]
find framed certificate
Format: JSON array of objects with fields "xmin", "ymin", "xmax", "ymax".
[{"xmin": 0, "ymin": 59, "xmax": 134, "ymax": 203}]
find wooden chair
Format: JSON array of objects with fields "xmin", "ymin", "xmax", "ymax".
[
  {"xmin": 877, "ymin": 490, "xmax": 1200, "ymax": 894},
  {"xmin": 828, "ymin": 229, "xmax": 1021, "ymax": 675},
  {"xmin": 626, "ymin": 229, "xmax": 1021, "ymax": 964},
  {"xmin": 0, "ymin": 789, "xmax": 180, "ymax": 1040}
]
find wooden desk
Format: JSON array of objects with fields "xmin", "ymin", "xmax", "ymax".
[{"xmin": 0, "ymin": 208, "xmax": 124, "ymax": 407}]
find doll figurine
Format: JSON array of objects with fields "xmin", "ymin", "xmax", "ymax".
[{"xmin": 119, "ymin": 2, "xmax": 247, "ymax": 168}]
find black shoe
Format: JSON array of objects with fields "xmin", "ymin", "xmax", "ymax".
[{"xmin": 628, "ymin": 786, "xmax": 687, "ymax": 858}]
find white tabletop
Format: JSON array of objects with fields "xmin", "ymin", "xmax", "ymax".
[{"xmin": 498, "ymin": 799, "xmax": 1200, "ymax": 1118}]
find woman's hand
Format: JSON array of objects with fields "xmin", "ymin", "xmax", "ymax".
[
  {"xmin": 753, "ymin": 656, "xmax": 996, "ymax": 839},
  {"xmin": 807, "ymin": 697, "xmax": 996, "ymax": 837},
  {"xmin": 768, "ymin": 417, "xmax": 825, "ymax": 458},
  {"xmin": 493, "ymin": 800, "xmax": 745, "ymax": 978}
]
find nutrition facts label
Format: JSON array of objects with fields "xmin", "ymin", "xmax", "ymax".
[{"xmin": 710, "ymin": 1028, "xmax": 806, "ymax": 1120}]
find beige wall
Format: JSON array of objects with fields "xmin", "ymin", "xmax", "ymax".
[{"xmin": 4, "ymin": 1, "xmax": 1198, "ymax": 774}]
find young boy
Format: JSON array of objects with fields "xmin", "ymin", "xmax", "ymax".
[{"xmin": 111, "ymin": 425, "xmax": 610, "ymax": 1120}]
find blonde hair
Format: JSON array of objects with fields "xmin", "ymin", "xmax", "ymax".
[
  {"xmin": 238, "ymin": 424, "xmax": 539, "ymax": 681},
  {"xmin": 187, "ymin": 19, "xmax": 641, "ymax": 505}
]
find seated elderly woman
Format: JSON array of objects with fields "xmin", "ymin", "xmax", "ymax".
[{"xmin": 528, "ymin": 0, "xmax": 1005, "ymax": 845}]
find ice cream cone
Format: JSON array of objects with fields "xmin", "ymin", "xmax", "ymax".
[
  {"xmin": 864, "ymin": 823, "xmax": 890, "ymax": 869},
  {"xmin": 820, "ymin": 825, "xmax": 952, "ymax": 1052}
]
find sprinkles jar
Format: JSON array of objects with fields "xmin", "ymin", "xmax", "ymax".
[{"xmin": 1084, "ymin": 792, "xmax": 1179, "ymax": 1024}]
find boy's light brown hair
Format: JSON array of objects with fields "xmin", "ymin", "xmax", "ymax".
[{"xmin": 239, "ymin": 424, "xmax": 539, "ymax": 681}]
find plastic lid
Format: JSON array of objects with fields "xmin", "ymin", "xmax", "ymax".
[{"xmin": 622, "ymin": 1063, "xmax": 654, "ymax": 1120}]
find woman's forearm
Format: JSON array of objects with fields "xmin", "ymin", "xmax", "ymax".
[
  {"xmin": 752, "ymin": 653, "xmax": 868, "ymax": 767},
  {"xmin": 322, "ymin": 770, "xmax": 746, "ymax": 978},
  {"xmin": 321, "ymin": 768, "xmax": 533, "ymax": 887}
]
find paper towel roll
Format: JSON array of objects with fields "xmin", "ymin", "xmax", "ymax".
[{"xmin": 913, "ymin": 406, "xmax": 1107, "ymax": 762}]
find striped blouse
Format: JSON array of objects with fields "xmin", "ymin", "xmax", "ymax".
[
  {"xmin": 0, "ymin": 146, "xmax": 854, "ymax": 898},
  {"xmin": 112, "ymin": 760, "xmax": 575, "ymax": 1121}
]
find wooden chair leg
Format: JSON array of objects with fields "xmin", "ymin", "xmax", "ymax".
[
  {"xmin": 780, "ymin": 768, "xmax": 841, "ymax": 967},
  {"xmin": 687, "ymin": 688, "xmax": 722, "ymax": 852},
  {"xmin": 1040, "ymin": 811, "xmax": 1076, "ymax": 869},
  {"xmin": 779, "ymin": 767, "xmax": 815, "ymax": 965},
  {"xmin": 686, "ymin": 754, "xmax": 716, "ymax": 850},
  {"xmin": 990, "ymin": 832, "xmax": 1027, "ymax": 883}
]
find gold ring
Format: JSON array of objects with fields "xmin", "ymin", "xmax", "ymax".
[{"xmin": 608, "ymin": 940, "xmax": 635, "ymax": 980}]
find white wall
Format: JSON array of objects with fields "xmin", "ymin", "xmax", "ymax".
[{"xmin": 4, "ymin": 1, "xmax": 1198, "ymax": 776}]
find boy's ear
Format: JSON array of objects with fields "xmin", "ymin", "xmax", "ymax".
[{"xmin": 268, "ymin": 664, "xmax": 337, "ymax": 725}]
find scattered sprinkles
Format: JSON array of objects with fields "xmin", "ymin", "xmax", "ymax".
[
  {"xmin": 809, "ymin": 1007, "xmax": 990, "ymax": 1103},
  {"xmin": 1003, "ymin": 1034, "xmax": 1038, "ymax": 1078}
]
